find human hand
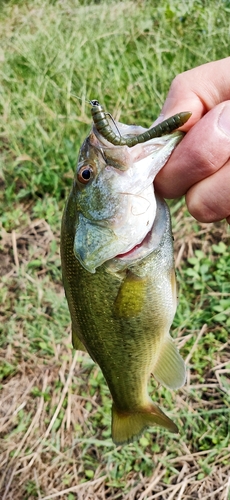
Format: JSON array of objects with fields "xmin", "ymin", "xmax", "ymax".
[{"xmin": 155, "ymin": 58, "xmax": 230, "ymax": 224}]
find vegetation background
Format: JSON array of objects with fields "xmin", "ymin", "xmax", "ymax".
[{"xmin": 0, "ymin": 0, "xmax": 229, "ymax": 499}]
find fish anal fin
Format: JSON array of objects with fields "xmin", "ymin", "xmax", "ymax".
[
  {"xmin": 112, "ymin": 402, "xmax": 178, "ymax": 445},
  {"xmin": 153, "ymin": 336, "xmax": 186, "ymax": 390}
]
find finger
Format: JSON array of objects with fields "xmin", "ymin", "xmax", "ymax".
[
  {"xmin": 160, "ymin": 57, "xmax": 230, "ymax": 131},
  {"xmin": 155, "ymin": 101, "xmax": 230, "ymax": 198},
  {"xmin": 186, "ymin": 158, "xmax": 230, "ymax": 222}
]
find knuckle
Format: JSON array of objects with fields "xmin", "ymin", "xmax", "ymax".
[
  {"xmin": 186, "ymin": 191, "xmax": 218, "ymax": 223},
  {"xmin": 168, "ymin": 74, "xmax": 186, "ymax": 94}
]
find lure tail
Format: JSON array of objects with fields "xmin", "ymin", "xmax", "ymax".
[{"xmin": 112, "ymin": 402, "xmax": 178, "ymax": 445}]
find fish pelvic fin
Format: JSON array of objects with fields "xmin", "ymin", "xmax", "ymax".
[
  {"xmin": 111, "ymin": 402, "xmax": 178, "ymax": 446},
  {"xmin": 153, "ymin": 336, "xmax": 186, "ymax": 390},
  {"xmin": 72, "ymin": 327, "xmax": 87, "ymax": 352},
  {"xmin": 72, "ymin": 327, "xmax": 98, "ymax": 363}
]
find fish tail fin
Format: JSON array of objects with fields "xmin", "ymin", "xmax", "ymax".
[{"xmin": 111, "ymin": 402, "xmax": 178, "ymax": 445}]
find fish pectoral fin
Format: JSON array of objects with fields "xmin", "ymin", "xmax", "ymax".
[
  {"xmin": 114, "ymin": 272, "xmax": 147, "ymax": 318},
  {"xmin": 112, "ymin": 402, "xmax": 178, "ymax": 446},
  {"xmin": 153, "ymin": 336, "xmax": 186, "ymax": 390}
]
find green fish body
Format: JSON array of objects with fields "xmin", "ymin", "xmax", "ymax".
[{"xmin": 61, "ymin": 122, "xmax": 186, "ymax": 445}]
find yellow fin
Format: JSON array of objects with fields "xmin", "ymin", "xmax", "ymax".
[
  {"xmin": 153, "ymin": 336, "xmax": 186, "ymax": 390},
  {"xmin": 114, "ymin": 272, "xmax": 147, "ymax": 318},
  {"xmin": 112, "ymin": 402, "xmax": 178, "ymax": 445}
]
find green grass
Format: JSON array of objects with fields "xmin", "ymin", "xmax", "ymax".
[{"xmin": 0, "ymin": 1, "xmax": 230, "ymax": 499}]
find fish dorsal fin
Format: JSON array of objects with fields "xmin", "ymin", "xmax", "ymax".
[{"xmin": 153, "ymin": 336, "xmax": 186, "ymax": 390}]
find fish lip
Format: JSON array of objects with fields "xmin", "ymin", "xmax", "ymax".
[
  {"xmin": 115, "ymin": 228, "xmax": 152, "ymax": 259},
  {"xmin": 105, "ymin": 194, "xmax": 169, "ymax": 271}
]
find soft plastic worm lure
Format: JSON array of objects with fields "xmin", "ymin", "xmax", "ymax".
[{"xmin": 90, "ymin": 99, "xmax": 191, "ymax": 147}]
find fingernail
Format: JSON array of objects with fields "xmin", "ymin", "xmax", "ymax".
[{"xmin": 218, "ymin": 103, "xmax": 230, "ymax": 136}]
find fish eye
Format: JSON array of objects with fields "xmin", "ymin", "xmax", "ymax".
[{"xmin": 77, "ymin": 165, "xmax": 94, "ymax": 184}]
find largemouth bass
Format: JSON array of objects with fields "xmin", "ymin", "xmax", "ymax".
[{"xmin": 61, "ymin": 113, "xmax": 187, "ymax": 445}]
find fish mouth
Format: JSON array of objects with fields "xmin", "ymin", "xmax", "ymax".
[
  {"xmin": 74, "ymin": 212, "xmax": 153, "ymax": 274},
  {"xmin": 105, "ymin": 194, "xmax": 169, "ymax": 272},
  {"xmin": 74, "ymin": 181, "xmax": 157, "ymax": 274},
  {"xmin": 115, "ymin": 229, "xmax": 152, "ymax": 259},
  {"xmin": 74, "ymin": 194, "xmax": 170, "ymax": 274}
]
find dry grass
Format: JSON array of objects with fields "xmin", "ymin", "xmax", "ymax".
[
  {"xmin": 0, "ymin": 351, "xmax": 229, "ymax": 499},
  {"xmin": 0, "ymin": 213, "xmax": 229, "ymax": 499}
]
